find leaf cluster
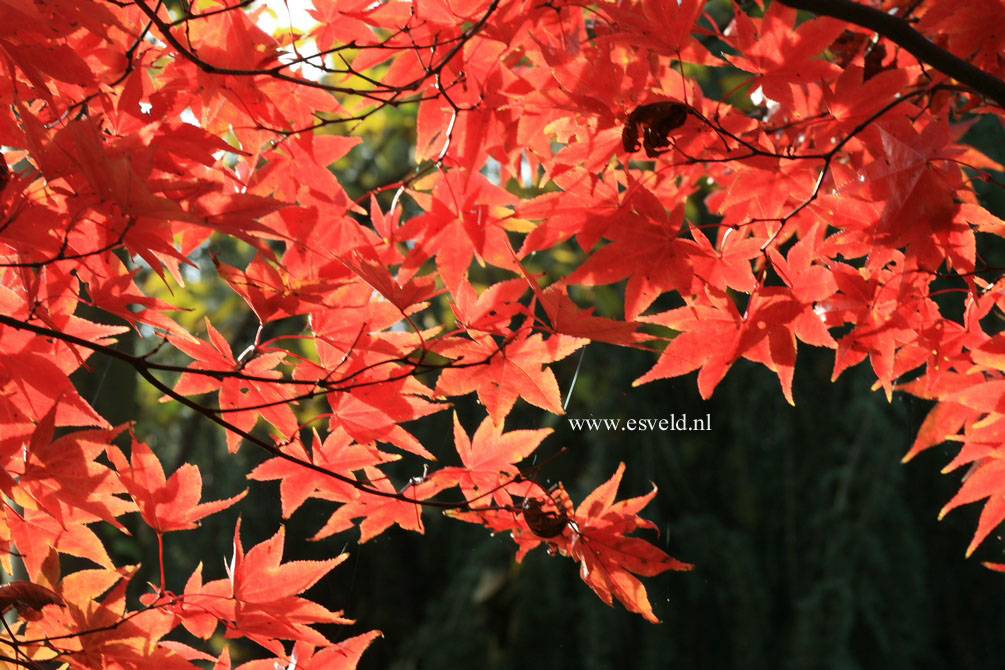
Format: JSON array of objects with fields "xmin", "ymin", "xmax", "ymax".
[{"xmin": 0, "ymin": 0, "xmax": 1003, "ymax": 667}]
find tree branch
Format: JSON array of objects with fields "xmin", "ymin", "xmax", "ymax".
[
  {"xmin": 0, "ymin": 312, "xmax": 505, "ymax": 509},
  {"xmin": 775, "ymin": 0, "xmax": 1005, "ymax": 108}
]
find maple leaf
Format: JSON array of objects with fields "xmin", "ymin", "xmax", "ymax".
[
  {"xmin": 450, "ymin": 464, "xmax": 691, "ymax": 621},
  {"xmin": 435, "ymin": 412, "xmax": 551, "ymax": 505},
  {"xmin": 516, "ymin": 171, "xmax": 623, "ymax": 255},
  {"xmin": 722, "ymin": 2, "xmax": 844, "ymax": 111},
  {"xmin": 938, "ymin": 447, "xmax": 1005, "ymax": 557},
  {"xmin": 820, "ymin": 257, "xmax": 929, "ymax": 398},
  {"xmin": 248, "ymin": 427, "xmax": 395, "ymax": 518},
  {"xmin": 14, "ymin": 407, "xmax": 136, "ymax": 531},
  {"xmin": 735, "ymin": 286, "xmax": 837, "ymax": 404},
  {"xmin": 565, "ymin": 464, "xmax": 693, "ymax": 623},
  {"xmin": 596, "ymin": 0, "xmax": 714, "ymax": 64},
  {"xmin": 24, "ymin": 559, "xmax": 200, "ymax": 669},
  {"xmin": 234, "ymin": 633, "xmax": 383, "ymax": 670},
  {"xmin": 311, "ymin": 465, "xmax": 451, "ymax": 542},
  {"xmin": 213, "ymin": 254, "xmax": 334, "ymax": 324},
  {"xmin": 397, "ymin": 168, "xmax": 520, "ymax": 292},
  {"xmin": 688, "ymin": 224, "xmax": 764, "ymax": 295},
  {"xmin": 902, "ymin": 401, "xmax": 978, "ymax": 462},
  {"xmin": 917, "ymin": 0, "xmax": 1005, "ymax": 79},
  {"xmin": 324, "ymin": 378, "xmax": 447, "ymax": 460},
  {"xmin": 538, "ymin": 283, "xmax": 647, "ymax": 346},
  {"xmin": 340, "ymin": 245, "xmax": 439, "ymax": 313},
  {"xmin": 0, "ymin": 288, "xmax": 126, "ymax": 428},
  {"xmin": 309, "ymin": 0, "xmax": 380, "ymax": 50},
  {"xmin": 460, "ymin": 464, "xmax": 694, "ymax": 622},
  {"xmin": 108, "ymin": 438, "xmax": 246, "ymax": 533},
  {"xmin": 767, "ymin": 231, "xmax": 839, "ymax": 304},
  {"xmin": 634, "ymin": 295, "xmax": 743, "ymax": 398},
  {"xmin": 450, "ymin": 277, "xmax": 531, "ymax": 334},
  {"xmin": 822, "ymin": 67, "xmax": 911, "ymax": 134},
  {"xmin": 229, "ymin": 522, "xmax": 342, "ymax": 607},
  {"xmin": 434, "ymin": 331, "xmax": 586, "ymax": 423},
  {"xmin": 854, "ymin": 117, "xmax": 977, "ymax": 272},
  {"xmin": 567, "ymin": 204, "xmax": 696, "ymax": 320},
  {"xmin": 6, "ymin": 505, "xmax": 116, "ymax": 576},
  {"xmin": 183, "ymin": 520, "xmax": 357, "ymax": 657},
  {"xmin": 169, "ymin": 562, "xmax": 236, "ymax": 641},
  {"xmin": 171, "ymin": 319, "xmax": 299, "ymax": 453}
]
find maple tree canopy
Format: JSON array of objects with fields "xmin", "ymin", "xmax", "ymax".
[{"xmin": 0, "ymin": 0, "xmax": 1004, "ymax": 666}]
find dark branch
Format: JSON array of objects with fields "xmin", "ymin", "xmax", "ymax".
[
  {"xmin": 775, "ymin": 0, "xmax": 1005, "ymax": 108},
  {"xmin": 130, "ymin": 0, "xmax": 501, "ymax": 104},
  {"xmin": 0, "ymin": 312, "xmax": 504, "ymax": 509}
]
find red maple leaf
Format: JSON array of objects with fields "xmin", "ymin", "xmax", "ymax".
[
  {"xmin": 450, "ymin": 277, "xmax": 530, "ymax": 334},
  {"xmin": 854, "ymin": 117, "xmax": 977, "ymax": 272},
  {"xmin": 635, "ymin": 294, "xmax": 743, "ymax": 398},
  {"xmin": 108, "ymin": 438, "xmax": 246, "ymax": 533},
  {"xmin": 248, "ymin": 427, "xmax": 395, "ymax": 518},
  {"xmin": 311, "ymin": 465, "xmax": 451, "ymax": 542},
  {"xmin": 455, "ymin": 464, "xmax": 692, "ymax": 623},
  {"xmin": 397, "ymin": 169, "xmax": 520, "ymax": 292},
  {"xmin": 6, "ymin": 505, "xmax": 116, "ymax": 576},
  {"xmin": 538, "ymin": 283, "xmax": 647, "ymax": 346},
  {"xmin": 566, "ymin": 204, "xmax": 696, "ymax": 320},
  {"xmin": 23, "ymin": 562, "xmax": 194, "ymax": 668},
  {"xmin": 734, "ymin": 286, "xmax": 837, "ymax": 404},
  {"xmin": 182, "ymin": 520, "xmax": 357, "ymax": 657},
  {"xmin": 231, "ymin": 633, "xmax": 383, "ymax": 670},
  {"xmin": 435, "ymin": 412, "xmax": 552, "ymax": 506},
  {"xmin": 340, "ymin": 245, "xmax": 439, "ymax": 313},
  {"xmin": 213, "ymin": 254, "xmax": 336, "ymax": 324},
  {"xmin": 171, "ymin": 319, "xmax": 299, "ymax": 453},
  {"xmin": 938, "ymin": 444, "xmax": 1005, "ymax": 557},
  {"xmin": 15, "ymin": 407, "xmax": 136, "ymax": 532},
  {"xmin": 566, "ymin": 464, "xmax": 692, "ymax": 623},
  {"xmin": 722, "ymin": 2, "xmax": 843, "ymax": 111},
  {"xmin": 434, "ymin": 330, "xmax": 585, "ymax": 423}
]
